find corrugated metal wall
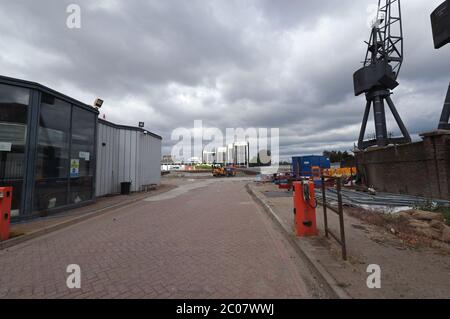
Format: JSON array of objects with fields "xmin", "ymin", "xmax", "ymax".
[{"xmin": 96, "ymin": 121, "xmax": 162, "ymax": 197}]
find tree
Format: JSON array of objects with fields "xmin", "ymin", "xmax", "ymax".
[
  {"xmin": 323, "ymin": 150, "xmax": 355, "ymax": 163},
  {"xmin": 249, "ymin": 150, "xmax": 272, "ymax": 167}
]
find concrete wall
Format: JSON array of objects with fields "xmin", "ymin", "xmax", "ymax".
[
  {"xmin": 356, "ymin": 131, "xmax": 450, "ymax": 199},
  {"xmin": 96, "ymin": 120, "xmax": 162, "ymax": 197}
]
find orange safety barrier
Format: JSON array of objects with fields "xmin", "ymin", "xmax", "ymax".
[
  {"xmin": 293, "ymin": 181, "xmax": 318, "ymax": 237},
  {"xmin": 0, "ymin": 187, "xmax": 12, "ymax": 241},
  {"xmin": 322, "ymin": 167, "xmax": 357, "ymax": 178}
]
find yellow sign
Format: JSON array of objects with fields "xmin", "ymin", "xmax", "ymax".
[
  {"xmin": 70, "ymin": 159, "xmax": 80, "ymax": 178},
  {"xmin": 323, "ymin": 167, "xmax": 357, "ymax": 177}
]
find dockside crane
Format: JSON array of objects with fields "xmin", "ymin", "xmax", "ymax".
[
  {"xmin": 431, "ymin": 0, "xmax": 450, "ymax": 130},
  {"xmin": 353, "ymin": 0, "xmax": 411, "ymax": 149}
]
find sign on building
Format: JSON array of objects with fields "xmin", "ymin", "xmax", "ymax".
[
  {"xmin": 70, "ymin": 159, "xmax": 80, "ymax": 178},
  {"xmin": 0, "ymin": 142, "xmax": 12, "ymax": 152}
]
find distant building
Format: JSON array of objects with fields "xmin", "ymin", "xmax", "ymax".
[
  {"xmin": 227, "ymin": 144, "xmax": 234, "ymax": 165},
  {"xmin": 215, "ymin": 147, "xmax": 227, "ymax": 164},
  {"xmin": 234, "ymin": 142, "xmax": 250, "ymax": 167},
  {"xmin": 161, "ymin": 155, "xmax": 174, "ymax": 164},
  {"xmin": 202, "ymin": 151, "xmax": 216, "ymax": 164}
]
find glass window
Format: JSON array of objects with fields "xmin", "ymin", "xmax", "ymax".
[
  {"xmin": 34, "ymin": 179, "xmax": 68, "ymax": 212},
  {"xmin": 34, "ymin": 93, "xmax": 71, "ymax": 211},
  {"xmin": 69, "ymin": 106, "xmax": 95, "ymax": 204},
  {"xmin": 0, "ymin": 84, "xmax": 30, "ymax": 216}
]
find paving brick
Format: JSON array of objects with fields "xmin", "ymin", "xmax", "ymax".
[{"xmin": 0, "ymin": 180, "xmax": 313, "ymax": 299}]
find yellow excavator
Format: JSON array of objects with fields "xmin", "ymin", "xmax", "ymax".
[{"xmin": 212, "ymin": 163, "xmax": 236, "ymax": 177}]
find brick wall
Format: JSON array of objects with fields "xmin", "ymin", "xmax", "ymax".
[{"xmin": 356, "ymin": 131, "xmax": 450, "ymax": 200}]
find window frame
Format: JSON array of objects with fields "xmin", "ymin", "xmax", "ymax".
[
  {"xmin": 33, "ymin": 98, "xmax": 98, "ymax": 214},
  {"xmin": 0, "ymin": 75, "xmax": 99, "ymax": 220},
  {"xmin": 0, "ymin": 83, "xmax": 32, "ymax": 217}
]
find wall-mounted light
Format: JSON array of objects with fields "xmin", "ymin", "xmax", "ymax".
[{"xmin": 93, "ymin": 98, "xmax": 104, "ymax": 109}]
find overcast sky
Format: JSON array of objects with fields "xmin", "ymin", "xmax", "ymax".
[{"xmin": 0, "ymin": 0, "xmax": 448, "ymax": 160}]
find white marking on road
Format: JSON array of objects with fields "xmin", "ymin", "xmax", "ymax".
[
  {"xmin": 144, "ymin": 180, "xmax": 216, "ymax": 202},
  {"xmin": 145, "ymin": 178, "xmax": 254, "ymax": 202}
]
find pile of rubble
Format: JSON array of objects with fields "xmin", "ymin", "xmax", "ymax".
[{"xmin": 399, "ymin": 210, "xmax": 450, "ymax": 243}]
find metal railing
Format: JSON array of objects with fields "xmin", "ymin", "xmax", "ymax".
[{"xmin": 320, "ymin": 175, "xmax": 347, "ymax": 260}]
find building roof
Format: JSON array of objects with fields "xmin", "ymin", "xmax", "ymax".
[
  {"xmin": 0, "ymin": 75, "xmax": 163, "ymax": 140},
  {"xmin": 98, "ymin": 118, "xmax": 162, "ymax": 140},
  {"xmin": 0, "ymin": 74, "xmax": 99, "ymax": 114}
]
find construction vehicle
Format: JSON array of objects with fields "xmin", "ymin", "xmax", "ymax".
[{"xmin": 212, "ymin": 164, "xmax": 236, "ymax": 177}]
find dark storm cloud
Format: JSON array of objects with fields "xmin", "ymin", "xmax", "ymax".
[
  {"xmin": 0, "ymin": 0, "xmax": 448, "ymax": 161},
  {"xmin": 257, "ymin": 0, "xmax": 355, "ymax": 28}
]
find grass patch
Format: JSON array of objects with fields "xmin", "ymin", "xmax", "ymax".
[
  {"xmin": 437, "ymin": 208, "xmax": 450, "ymax": 226},
  {"xmin": 193, "ymin": 164, "xmax": 212, "ymax": 170}
]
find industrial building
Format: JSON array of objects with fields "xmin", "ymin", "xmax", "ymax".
[
  {"xmin": 96, "ymin": 119, "xmax": 161, "ymax": 197},
  {"xmin": 0, "ymin": 75, "xmax": 162, "ymax": 220}
]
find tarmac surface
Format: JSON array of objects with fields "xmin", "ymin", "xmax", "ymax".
[{"xmin": 0, "ymin": 178, "xmax": 329, "ymax": 299}]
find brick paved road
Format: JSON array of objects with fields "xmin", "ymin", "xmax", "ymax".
[{"xmin": 0, "ymin": 179, "xmax": 326, "ymax": 299}]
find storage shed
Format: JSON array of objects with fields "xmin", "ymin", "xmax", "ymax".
[{"xmin": 96, "ymin": 119, "xmax": 162, "ymax": 197}]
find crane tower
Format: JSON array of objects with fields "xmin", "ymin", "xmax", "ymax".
[{"xmin": 353, "ymin": 0, "xmax": 411, "ymax": 149}]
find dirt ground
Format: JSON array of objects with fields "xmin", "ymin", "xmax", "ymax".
[{"xmin": 250, "ymin": 182, "xmax": 450, "ymax": 299}]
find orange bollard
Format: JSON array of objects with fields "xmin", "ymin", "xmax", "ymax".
[
  {"xmin": 0, "ymin": 187, "xmax": 12, "ymax": 241},
  {"xmin": 293, "ymin": 181, "xmax": 318, "ymax": 237}
]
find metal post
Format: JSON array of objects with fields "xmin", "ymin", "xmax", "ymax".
[
  {"xmin": 350, "ymin": 167, "xmax": 354, "ymax": 187},
  {"xmin": 438, "ymin": 83, "xmax": 450, "ymax": 130},
  {"xmin": 385, "ymin": 95, "xmax": 411, "ymax": 142},
  {"xmin": 358, "ymin": 100, "xmax": 372, "ymax": 149},
  {"xmin": 336, "ymin": 178, "xmax": 347, "ymax": 260},
  {"xmin": 373, "ymin": 94, "xmax": 388, "ymax": 146},
  {"xmin": 321, "ymin": 175, "xmax": 329, "ymax": 238},
  {"xmin": 22, "ymin": 89, "xmax": 41, "ymax": 217}
]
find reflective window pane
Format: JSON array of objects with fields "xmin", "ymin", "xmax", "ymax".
[
  {"xmin": 0, "ymin": 84, "xmax": 30, "ymax": 216},
  {"xmin": 34, "ymin": 179, "xmax": 68, "ymax": 211},
  {"xmin": 69, "ymin": 177, "xmax": 93, "ymax": 204},
  {"xmin": 69, "ymin": 107, "xmax": 95, "ymax": 204},
  {"xmin": 34, "ymin": 93, "xmax": 71, "ymax": 211},
  {"xmin": 35, "ymin": 93, "xmax": 71, "ymax": 179}
]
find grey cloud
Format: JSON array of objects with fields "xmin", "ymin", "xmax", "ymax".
[{"xmin": 0, "ymin": 0, "xmax": 448, "ymax": 161}]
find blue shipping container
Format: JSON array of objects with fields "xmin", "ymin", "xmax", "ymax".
[{"xmin": 291, "ymin": 155, "xmax": 331, "ymax": 177}]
